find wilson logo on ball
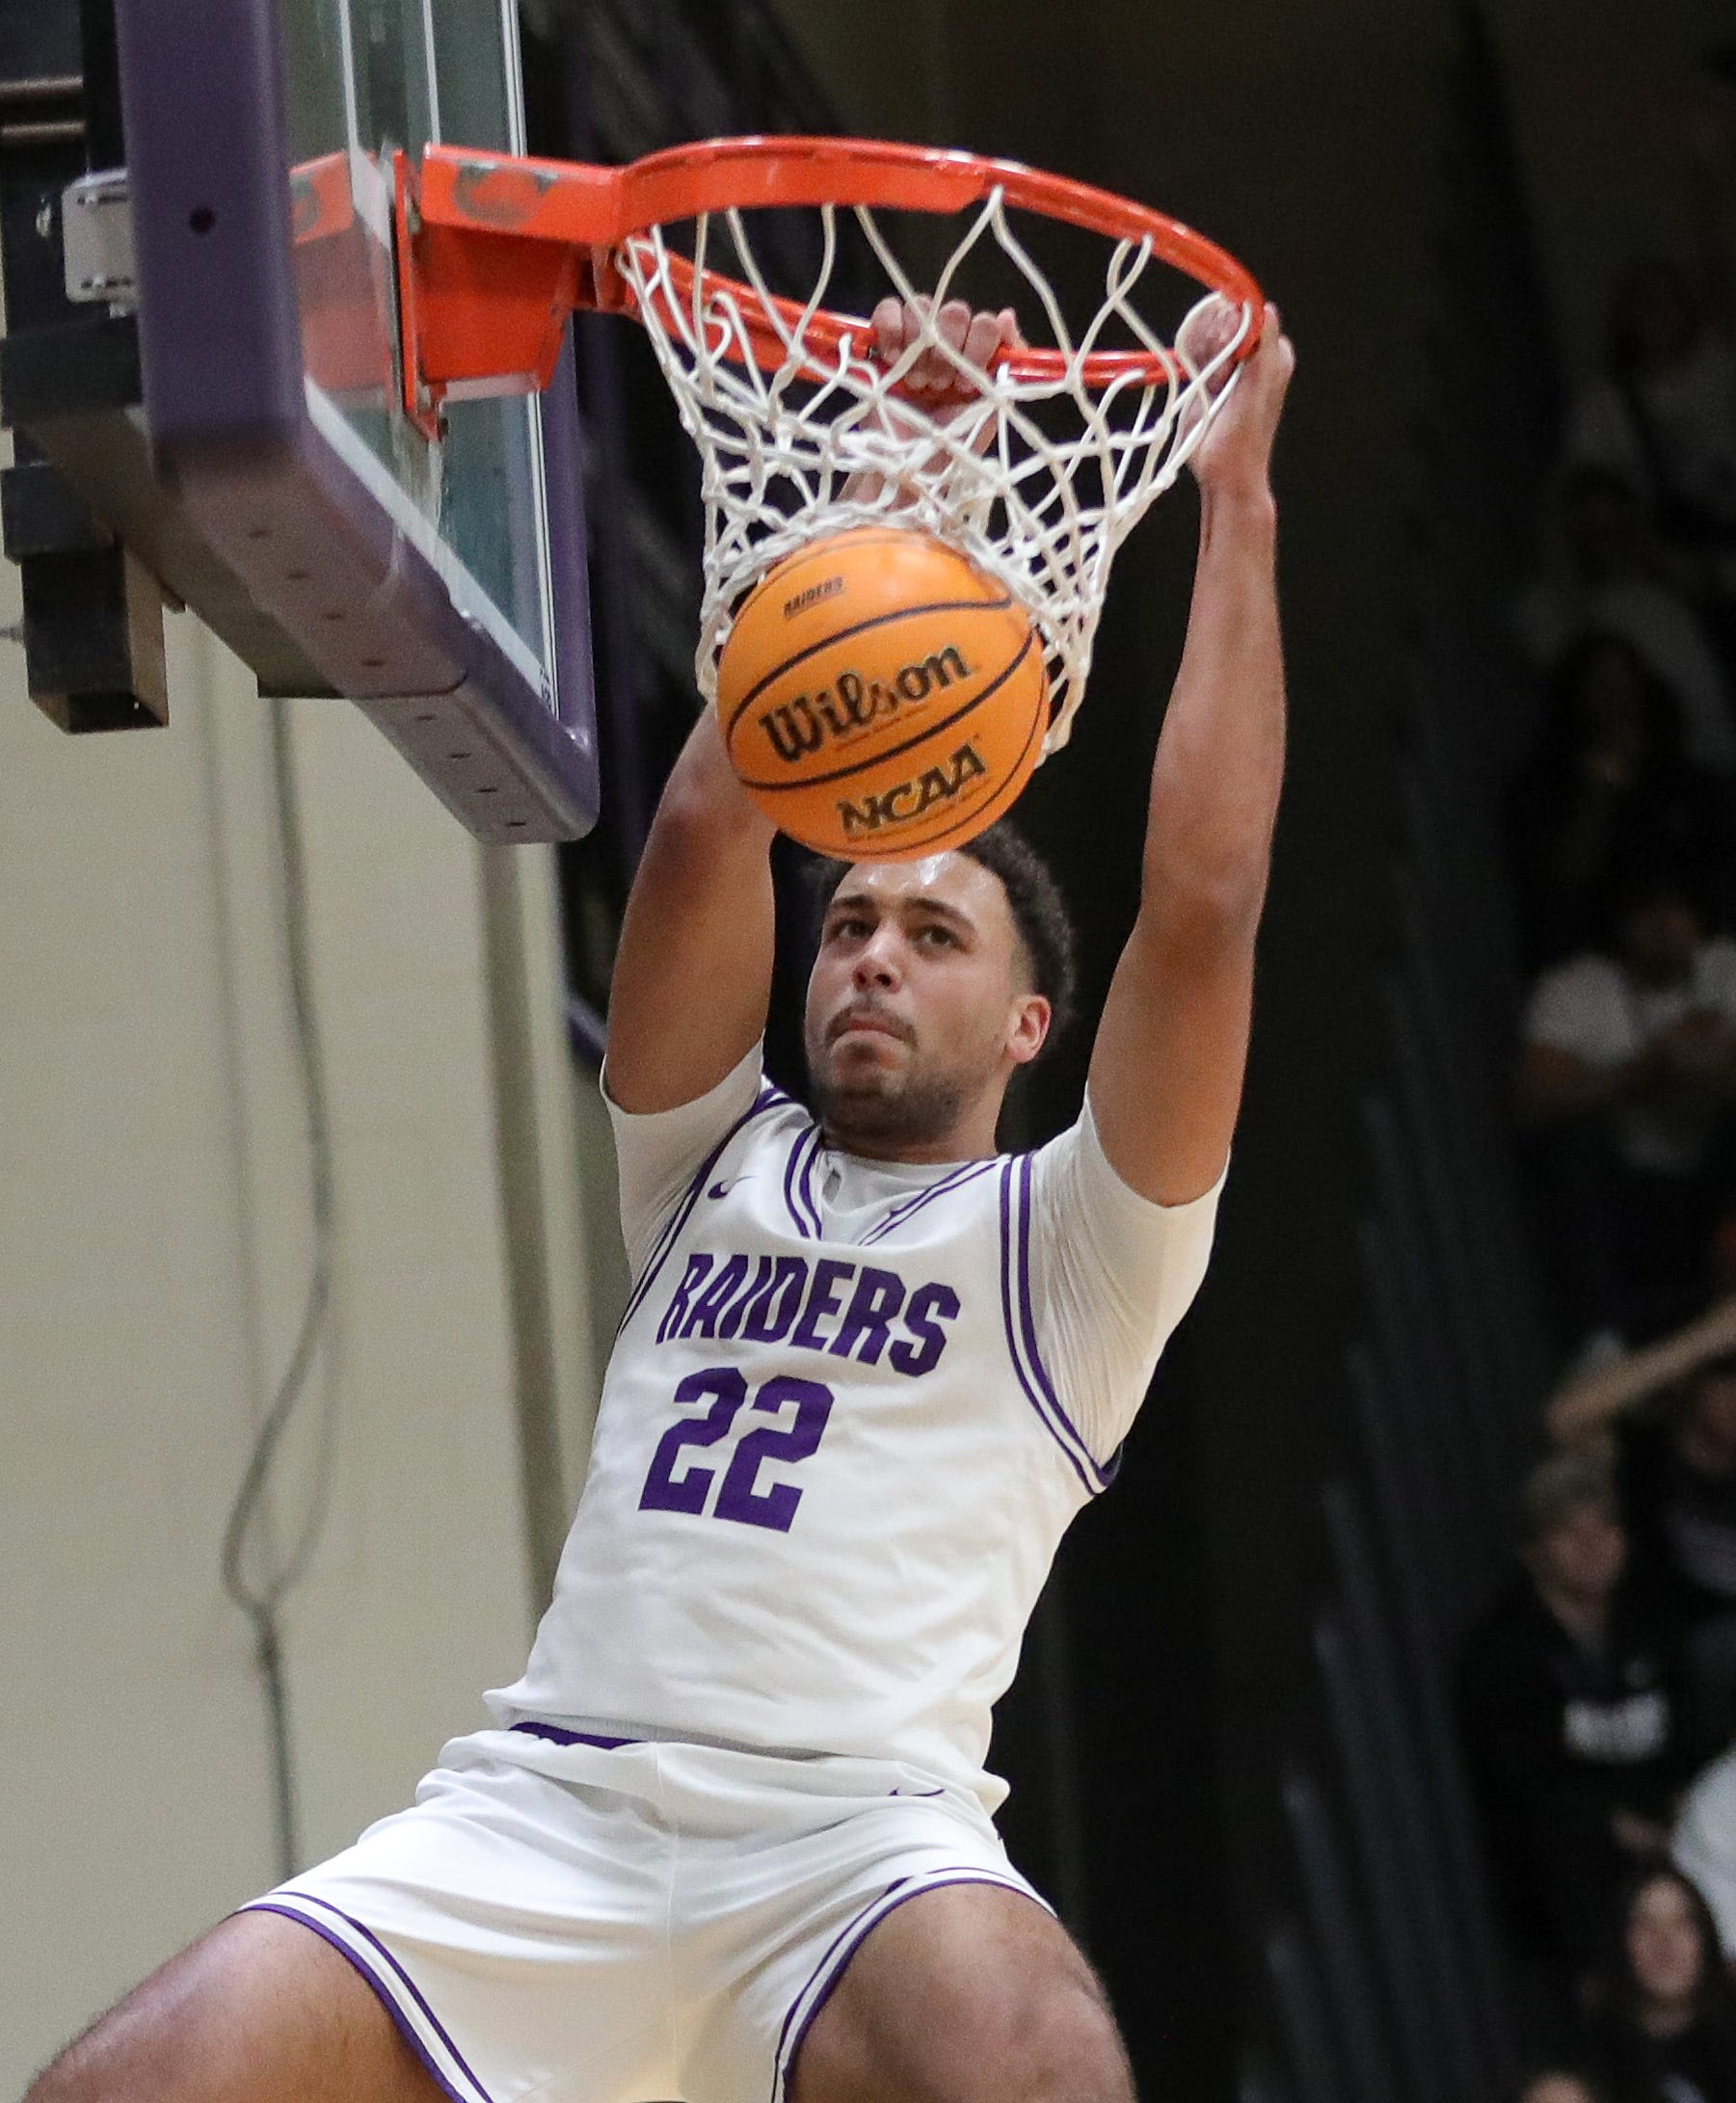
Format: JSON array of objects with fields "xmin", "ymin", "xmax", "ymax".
[
  {"xmin": 715, "ymin": 525, "xmax": 1046, "ymax": 862},
  {"xmin": 838, "ymin": 743, "xmax": 989, "ymax": 840},
  {"xmin": 757, "ymin": 649, "xmax": 971, "ymax": 765}
]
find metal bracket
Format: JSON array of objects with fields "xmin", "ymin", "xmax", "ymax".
[{"xmin": 62, "ymin": 167, "xmax": 135, "ymax": 307}]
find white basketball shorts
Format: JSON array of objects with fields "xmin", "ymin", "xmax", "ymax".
[{"xmin": 240, "ymin": 1723, "xmax": 1047, "ymax": 2103}]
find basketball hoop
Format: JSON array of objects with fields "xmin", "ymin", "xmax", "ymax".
[{"xmin": 394, "ymin": 136, "xmax": 1265, "ymax": 755}]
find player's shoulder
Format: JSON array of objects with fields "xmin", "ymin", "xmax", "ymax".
[
  {"xmin": 1019, "ymin": 1098, "xmax": 1126, "ymax": 1204},
  {"xmin": 723, "ymin": 1076, "xmax": 812, "ymax": 1157}
]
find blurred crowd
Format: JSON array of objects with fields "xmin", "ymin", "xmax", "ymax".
[{"xmin": 1461, "ymin": 232, "xmax": 1736, "ymax": 2103}]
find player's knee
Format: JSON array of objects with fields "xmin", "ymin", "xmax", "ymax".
[
  {"xmin": 970, "ymin": 1975, "xmax": 1133, "ymax": 2103},
  {"xmin": 23, "ymin": 1993, "xmax": 182, "ymax": 2103},
  {"xmin": 21, "ymin": 1915, "xmax": 316, "ymax": 2103},
  {"xmin": 25, "ymin": 2023, "xmax": 133, "ymax": 2103},
  {"xmin": 1029, "ymin": 1983, "xmax": 1134, "ymax": 2103}
]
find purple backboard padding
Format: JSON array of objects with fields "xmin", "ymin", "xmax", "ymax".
[
  {"xmin": 112, "ymin": 0, "xmax": 599, "ymax": 842},
  {"xmin": 113, "ymin": 0, "xmax": 305, "ymax": 462}
]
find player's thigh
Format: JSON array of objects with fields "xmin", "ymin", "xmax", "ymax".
[
  {"xmin": 788, "ymin": 1882, "xmax": 1135, "ymax": 2103},
  {"xmin": 26, "ymin": 1908, "xmax": 441, "ymax": 2103}
]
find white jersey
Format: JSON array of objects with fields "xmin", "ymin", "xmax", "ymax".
[{"xmin": 492, "ymin": 1048, "xmax": 1221, "ymax": 1811}]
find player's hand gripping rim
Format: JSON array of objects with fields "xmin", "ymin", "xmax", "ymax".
[
  {"xmin": 847, "ymin": 297, "xmax": 1026, "ymax": 507},
  {"xmin": 1177, "ymin": 297, "xmax": 1295, "ymax": 499}
]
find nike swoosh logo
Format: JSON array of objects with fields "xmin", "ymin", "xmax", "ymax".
[{"xmin": 708, "ymin": 1178, "xmax": 746, "ymax": 1201}]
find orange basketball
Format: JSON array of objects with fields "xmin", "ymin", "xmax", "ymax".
[{"xmin": 715, "ymin": 526, "xmax": 1049, "ymax": 862}]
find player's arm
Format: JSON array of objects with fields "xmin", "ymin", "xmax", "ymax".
[
  {"xmin": 1086, "ymin": 303, "xmax": 1295, "ymax": 1204},
  {"xmin": 605, "ymin": 710, "xmax": 779, "ymax": 1114},
  {"xmin": 1547, "ymin": 1295, "xmax": 1736, "ymax": 1444}
]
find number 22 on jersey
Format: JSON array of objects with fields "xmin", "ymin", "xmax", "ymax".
[{"xmin": 639, "ymin": 1367, "xmax": 834, "ymax": 1533}]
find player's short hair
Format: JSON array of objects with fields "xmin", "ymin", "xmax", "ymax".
[{"xmin": 813, "ymin": 821, "xmax": 1078, "ymax": 1057}]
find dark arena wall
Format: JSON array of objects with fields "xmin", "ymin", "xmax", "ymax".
[{"xmin": 752, "ymin": 0, "xmax": 1736, "ymax": 2094}]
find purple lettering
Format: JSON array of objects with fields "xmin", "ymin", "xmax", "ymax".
[
  {"xmin": 717, "ymin": 1254, "xmax": 775, "ymax": 1341},
  {"xmin": 657, "ymin": 1254, "xmax": 714, "ymax": 1344},
  {"xmin": 889, "ymin": 1281, "xmax": 961, "ymax": 1376},
  {"xmin": 828, "ymin": 1266, "xmax": 907, "ymax": 1365},
  {"xmin": 792, "ymin": 1258, "xmax": 855, "ymax": 1351},
  {"xmin": 681, "ymin": 1253, "xmax": 748, "ymax": 1340},
  {"xmin": 740, "ymin": 1255, "xmax": 809, "ymax": 1343},
  {"xmin": 713, "ymin": 1376, "xmax": 834, "ymax": 1531},
  {"xmin": 639, "ymin": 1367, "xmax": 748, "ymax": 1514}
]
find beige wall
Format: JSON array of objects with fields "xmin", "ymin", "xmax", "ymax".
[{"xmin": 0, "ymin": 575, "xmax": 608, "ymax": 2085}]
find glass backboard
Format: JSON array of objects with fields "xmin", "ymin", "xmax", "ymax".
[
  {"xmin": 282, "ymin": 0, "xmax": 554, "ymax": 700},
  {"xmin": 109, "ymin": 0, "xmax": 598, "ymax": 839}
]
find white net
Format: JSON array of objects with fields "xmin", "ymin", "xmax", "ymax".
[{"xmin": 614, "ymin": 186, "xmax": 1254, "ymax": 755}]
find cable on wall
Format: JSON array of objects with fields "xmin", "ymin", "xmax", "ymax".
[{"xmin": 219, "ymin": 699, "xmax": 339, "ymax": 1885}]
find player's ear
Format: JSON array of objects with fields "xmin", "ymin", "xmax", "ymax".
[{"xmin": 1007, "ymin": 993, "xmax": 1052, "ymax": 1068}]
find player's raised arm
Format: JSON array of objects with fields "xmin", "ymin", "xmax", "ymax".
[
  {"xmin": 605, "ymin": 710, "xmax": 779, "ymax": 1114},
  {"xmin": 1087, "ymin": 302, "xmax": 1295, "ymax": 1204}
]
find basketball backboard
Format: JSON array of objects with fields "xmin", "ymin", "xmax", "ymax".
[{"xmin": 2, "ymin": 0, "xmax": 597, "ymax": 840}]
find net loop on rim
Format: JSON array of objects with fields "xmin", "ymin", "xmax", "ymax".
[{"xmin": 613, "ymin": 185, "xmax": 1256, "ymax": 755}]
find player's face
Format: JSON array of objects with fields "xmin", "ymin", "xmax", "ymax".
[
  {"xmin": 805, "ymin": 854, "xmax": 1049, "ymax": 1152},
  {"xmin": 1626, "ymin": 1876, "xmax": 1705, "ymax": 2009},
  {"xmin": 1527, "ymin": 1498, "xmax": 1625, "ymax": 1604},
  {"xmin": 1520, "ymin": 2080, "xmax": 1597, "ymax": 2103},
  {"xmin": 1616, "ymin": 897, "xmax": 1701, "ymax": 985}
]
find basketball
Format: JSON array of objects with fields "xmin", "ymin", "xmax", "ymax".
[{"xmin": 715, "ymin": 526, "xmax": 1049, "ymax": 862}]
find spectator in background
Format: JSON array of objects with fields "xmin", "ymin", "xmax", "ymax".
[
  {"xmin": 1508, "ymin": 631, "xmax": 1734, "ymax": 967},
  {"xmin": 1579, "ymin": 1867, "xmax": 1736, "ymax": 2103},
  {"xmin": 1517, "ymin": 466, "xmax": 1736, "ymax": 782},
  {"xmin": 1554, "ymin": 1301, "xmax": 1736, "ymax": 1744},
  {"xmin": 1516, "ymin": 865, "xmax": 1736, "ymax": 1349},
  {"xmin": 1675, "ymin": 1741, "xmax": 1736, "ymax": 1961},
  {"xmin": 1519, "ymin": 2075, "xmax": 1607, "ymax": 2103},
  {"xmin": 1458, "ymin": 1453, "xmax": 1700, "ymax": 1986},
  {"xmin": 1564, "ymin": 259, "xmax": 1736, "ymax": 623}
]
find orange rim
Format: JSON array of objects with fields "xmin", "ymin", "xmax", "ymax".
[{"xmin": 416, "ymin": 135, "xmax": 1266, "ymax": 388}]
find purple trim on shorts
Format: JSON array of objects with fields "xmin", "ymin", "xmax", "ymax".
[
  {"xmin": 859, "ymin": 1159, "xmax": 998, "ymax": 1245},
  {"xmin": 1014, "ymin": 1155, "xmax": 1114, "ymax": 1490},
  {"xmin": 768, "ymin": 1876, "xmax": 910, "ymax": 2097},
  {"xmin": 996, "ymin": 1162, "xmax": 1101, "ymax": 1496},
  {"xmin": 243, "ymin": 1901, "xmax": 494, "ymax": 2103},
  {"xmin": 773, "ymin": 1872, "xmax": 1046, "ymax": 2103},
  {"xmin": 510, "ymin": 1719, "xmax": 638, "ymax": 1749},
  {"xmin": 618, "ymin": 1082, "xmax": 784, "ymax": 1334}
]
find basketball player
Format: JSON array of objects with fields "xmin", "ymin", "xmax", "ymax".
[{"xmin": 28, "ymin": 296, "xmax": 1294, "ymax": 2103}]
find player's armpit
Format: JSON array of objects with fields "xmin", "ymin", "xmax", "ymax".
[
  {"xmin": 606, "ymin": 711, "xmax": 780, "ymax": 1116},
  {"xmin": 1027, "ymin": 1102, "xmax": 1224, "ymax": 1457}
]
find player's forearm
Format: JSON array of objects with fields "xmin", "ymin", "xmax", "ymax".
[
  {"xmin": 1548, "ymin": 1295, "xmax": 1736, "ymax": 1444},
  {"xmin": 652, "ymin": 705, "xmax": 780, "ymax": 855},
  {"xmin": 1140, "ymin": 482, "xmax": 1285, "ymax": 940},
  {"xmin": 606, "ymin": 712, "xmax": 779, "ymax": 1113}
]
